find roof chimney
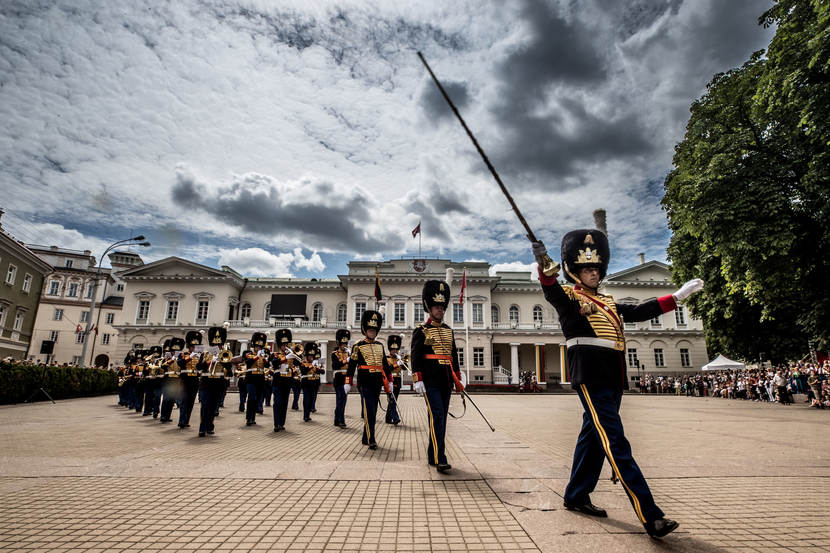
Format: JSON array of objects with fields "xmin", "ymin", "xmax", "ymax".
[
  {"xmin": 638, "ymin": 252, "xmax": 645, "ymax": 265},
  {"xmin": 592, "ymin": 209, "xmax": 607, "ymax": 235}
]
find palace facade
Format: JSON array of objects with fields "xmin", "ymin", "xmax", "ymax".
[{"xmin": 99, "ymin": 255, "xmax": 707, "ymax": 386}]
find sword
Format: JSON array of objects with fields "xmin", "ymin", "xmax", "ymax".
[
  {"xmin": 417, "ymin": 51, "xmax": 560, "ymax": 277},
  {"xmin": 461, "ymin": 390, "xmax": 495, "ymax": 432}
]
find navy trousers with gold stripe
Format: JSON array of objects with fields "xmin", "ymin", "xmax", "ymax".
[
  {"xmin": 423, "ymin": 386, "xmax": 451, "ymax": 465},
  {"xmin": 360, "ymin": 384, "xmax": 380, "ymax": 445},
  {"xmin": 565, "ymin": 384, "xmax": 664, "ymax": 524}
]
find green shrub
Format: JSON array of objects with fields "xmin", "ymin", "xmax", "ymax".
[{"xmin": 0, "ymin": 362, "xmax": 117, "ymax": 404}]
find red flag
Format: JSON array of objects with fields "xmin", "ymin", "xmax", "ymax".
[
  {"xmin": 411, "ymin": 222, "xmax": 421, "ymax": 238},
  {"xmin": 76, "ymin": 324, "xmax": 82, "ymax": 333},
  {"xmin": 374, "ymin": 268, "xmax": 382, "ymax": 301},
  {"xmin": 459, "ymin": 269, "xmax": 467, "ymax": 306},
  {"xmin": 93, "ymin": 325, "xmax": 99, "ymax": 336}
]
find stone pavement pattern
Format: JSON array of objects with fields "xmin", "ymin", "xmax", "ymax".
[{"xmin": 1, "ymin": 393, "xmax": 829, "ymax": 552}]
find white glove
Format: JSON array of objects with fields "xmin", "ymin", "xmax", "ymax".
[
  {"xmin": 460, "ymin": 372, "xmax": 467, "ymax": 388},
  {"xmin": 343, "ymin": 383, "xmax": 351, "ymax": 394},
  {"xmin": 312, "ymin": 360, "xmax": 320, "ymax": 367},
  {"xmin": 397, "ymin": 360, "xmax": 403, "ymax": 367},
  {"xmin": 414, "ymin": 381, "xmax": 425, "ymax": 395},
  {"xmin": 673, "ymin": 278, "xmax": 704, "ymax": 301}
]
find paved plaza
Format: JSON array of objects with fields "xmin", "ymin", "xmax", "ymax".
[{"xmin": 1, "ymin": 392, "xmax": 829, "ymax": 552}]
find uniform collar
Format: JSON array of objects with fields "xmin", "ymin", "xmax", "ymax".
[{"xmin": 573, "ymin": 283, "xmax": 598, "ymax": 296}]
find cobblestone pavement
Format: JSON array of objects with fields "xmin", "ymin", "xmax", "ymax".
[{"xmin": 2, "ymin": 393, "xmax": 829, "ymax": 552}]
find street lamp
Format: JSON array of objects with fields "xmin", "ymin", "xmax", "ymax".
[{"xmin": 80, "ymin": 236, "xmax": 150, "ymax": 367}]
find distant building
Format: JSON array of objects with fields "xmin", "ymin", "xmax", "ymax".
[
  {"xmin": 0, "ymin": 210, "xmax": 52, "ymax": 360},
  {"xmin": 27, "ymin": 246, "xmax": 143, "ymax": 367},
  {"xmin": 113, "ymin": 256, "xmax": 706, "ymax": 384}
]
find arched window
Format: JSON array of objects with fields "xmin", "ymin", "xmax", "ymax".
[
  {"xmin": 239, "ymin": 303, "xmax": 251, "ymax": 320},
  {"xmin": 491, "ymin": 305, "xmax": 500, "ymax": 324},
  {"xmin": 337, "ymin": 303, "xmax": 347, "ymax": 324},
  {"xmin": 532, "ymin": 305, "xmax": 543, "ymax": 323},
  {"xmin": 312, "ymin": 302, "xmax": 324, "ymax": 322},
  {"xmin": 263, "ymin": 302, "xmax": 271, "ymax": 320},
  {"xmin": 509, "ymin": 305, "xmax": 519, "ymax": 323}
]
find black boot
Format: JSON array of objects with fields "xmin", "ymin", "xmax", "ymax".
[{"xmin": 645, "ymin": 518, "xmax": 679, "ymax": 538}]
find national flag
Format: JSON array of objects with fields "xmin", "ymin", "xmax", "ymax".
[
  {"xmin": 92, "ymin": 325, "xmax": 99, "ymax": 336},
  {"xmin": 411, "ymin": 222, "xmax": 421, "ymax": 238},
  {"xmin": 76, "ymin": 324, "xmax": 82, "ymax": 333},
  {"xmin": 459, "ymin": 269, "xmax": 467, "ymax": 306},
  {"xmin": 374, "ymin": 268, "xmax": 382, "ymax": 302}
]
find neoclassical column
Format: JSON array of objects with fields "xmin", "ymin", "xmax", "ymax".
[
  {"xmin": 535, "ymin": 342, "xmax": 546, "ymax": 384},
  {"xmin": 510, "ymin": 342, "xmax": 520, "ymax": 384},
  {"xmin": 318, "ymin": 340, "xmax": 328, "ymax": 384}
]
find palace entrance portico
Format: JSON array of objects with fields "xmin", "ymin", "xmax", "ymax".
[{"xmin": 491, "ymin": 337, "xmax": 566, "ymax": 387}]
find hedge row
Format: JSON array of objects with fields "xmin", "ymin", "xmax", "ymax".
[{"xmin": 0, "ymin": 362, "xmax": 117, "ymax": 404}]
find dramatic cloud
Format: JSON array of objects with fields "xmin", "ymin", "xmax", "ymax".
[
  {"xmin": 489, "ymin": 261, "xmax": 539, "ymax": 281},
  {"xmin": 0, "ymin": 0, "xmax": 775, "ymax": 277},
  {"xmin": 217, "ymin": 247, "xmax": 324, "ymax": 277}
]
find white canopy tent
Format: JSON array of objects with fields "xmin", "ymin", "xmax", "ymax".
[{"xmin": 701, "ymin": 354, "xmax": 746, "ymax": 371}]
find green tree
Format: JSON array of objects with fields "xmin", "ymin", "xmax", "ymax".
[{"xmin": 663, "ymin": 0, "xmax": 830, "ymax": 361}]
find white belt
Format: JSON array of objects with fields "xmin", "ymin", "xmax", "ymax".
[
  {"xmin": 565, "ymin": 337, "xmax": 625, "ymax": 351},
  {"xmin": 333, "ymin": 369, "xmax": 347, "ymax": 374}
]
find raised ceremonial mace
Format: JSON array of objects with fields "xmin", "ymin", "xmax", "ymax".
[{"xmin": 417, "ymin": 51, "xmax": 560, "ymax": 277}]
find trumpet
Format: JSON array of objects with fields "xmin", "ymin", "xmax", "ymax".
[{"xmin": 206, "ymin": 347, "xmax": 233, "ymax": 377}]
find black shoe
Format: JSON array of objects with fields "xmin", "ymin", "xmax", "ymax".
[
  {"xmin": 436, "ymin": 463, "xmax": 452, "ymax": 473},
  {"xmin": 368, "ymin": 442, "xmax": 377, "ymax": 450},
  {"xmin": 152, "ymin": 414, "xmax": 158, "ymax": 419},
  {"xmin": 339, "ymin": 423, "xmax": 347, "ymax": 428},
  {"xmin": 178, "ymin": 423, "xmax": 185, "ymax": 428},
  {"xmin": 198, "ymin": 432, "xmax": 206, "ymax": 437},
  {"xmin": 207, "ymin": 430, "xmax": 214, "ymax": 435},
  {"xmin": 564, "ymin": 501, "xmax": 608, "ymax": 518},
  {"xmin": 304, "ymin": 417, "xmax": 311, "ymax": 422},
  {"xmin": 246, "ymin": 421, "xmax": 253, "ymax": 426},
  {"xmin": 311, "ymin": 409, "xmax": 316, "ymax": 413},
  {"xmin": 291, "ymin": 406, "xmax": 299, "ymax": 411},
  {"xmin": 645, "ymin": 518, "xmax": 679, "ymax": 538},
  {"xmin": 274, "ymin": 427, "xmax": 280, "ymax": 432},
  {"xmin": 239, "ymin": 407, "xmax": 245, "ymax": 412},
  {"xmin": 214, "ymin": 412, "xmax": 220, "ymax": 417},
  {"xmin": 142, "ymin": 413, "xmax": 150, "ymax": 417}
]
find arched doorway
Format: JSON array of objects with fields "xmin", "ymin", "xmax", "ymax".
[{"xmin": 94, "ymin": 354, "xmax": 110, "ymax": 368}]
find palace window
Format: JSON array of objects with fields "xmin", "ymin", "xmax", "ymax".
[
  {"xmin": 650, "ymin": 314, "xmax": 662, "ymax": 328},
  {"xmin": 680, "ymin": 348, "xmax": 691, "ymax": 368},
  {"xmin": 106, "ymin": 313, "xmax": 114, "ymax": 324},
  {"xmin": 13, "ymin": 309, "xmax": 24, "ymax": 331},
  {"xmin": 66, "ymin": 282, "xmax": 79, "ymax": 297},
  {"xmin": 49, "ymin": 330, "xmax": 59, "ymax": 342},
  {"xmin": 102, "ymin": 333, "xmax": 111, "ymax": 345},
  {"xmin": 627, "ymin": 348, "xmax": 639, "ymax": 367},
  {"xmin": 80, "ymin": 311, "xmax": 89, "ymax": 323},
  {"xmin": 453, "ymin": 302, "xmax": 464, "ymax": 324},
  {"xmin": 654, "ymin": 348, "xmax": 665, "ymax": 368},
  {"xmin": 337, "ymin": 303, "xmax": 347, "ymax": 324},
  {"xmin": 509, "ymin": 305, "xmax": 519, "ymax": 324},
  {"xmin": 532, "ymin": 305, "xmax": 543, "ymax": 323},
  {"xmin": 196, "ymin": 300, "xmax": 209, "ymax": 323},
  {"xmin": 165, "ymin": 300, "xmax": 179, "ymax": 322},
  {"xmin": 65, "ymin": 259, "xmax": 73, "ymax": 268},
  {"xmin": 116, "ymin": 283, "xmax": 124, "ymax": 292},
  {"xmin": 53, "ymin": 308, "xmax": 64, "ymax": 321},
  {"xmin": 22, "ymin": 273, "xmax": 32, "ymax": 293},
  {"xmin": 473, "ymin": 347, "xmax": 485, "ymax": 368},
  {"xmin": 312, "ymin": 302, "xmax": 324, "ymax": 322},
  {"xmin": 48, "ymin": 280, "xmax": 61, "ymax": 296},
  {"xmin": 394, "ymin": 302, "xmax": 405, "ymax": 325},
  {"xmin": 354, "ymin": 301, "xmax": 366, "ymax": 323},
  {"xmin": 240, "ymin": 303, "xmax": 251, "ymax": 320},
  {"xmin": 457, "ymin": 347, "xmax": 464, "ymax": 367},
  {"xmin": 414, "ymin": 305, "xmax": 424, "ymax": 324},
  {"xmin": 472, "ymin": 303, "xmax": 483, "ymax": 325},
  {"xmin": 675, "ymin": 306, "xmax": 687, "ymax": 327},
  {"xmin": 75, "ymin": 332, "xmax": 85, "ymax": 344},
  {"xmin": 136, "ymin": 300, "xmax": 150, "ymax": 322},
  {"xmin": 491, "ymin": 305, "xmax": 500, "ymax": 324}
]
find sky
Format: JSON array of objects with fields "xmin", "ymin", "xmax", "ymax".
[{"xmin": 0, "ymin": 0, "xmax": 775, "ymax": 279}]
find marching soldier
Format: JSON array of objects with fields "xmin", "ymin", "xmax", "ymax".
[
  {"xmin": 411, "ymin": 269, "xmax": 463, "ymax": 473},
  {"xmin": 290, "ymin": 364, "xmax": 302, "ymax": 411},
  {"xmin": 271, "ymin": 328, "xmax": 299, "ymax": 432},
  {"xmin": 312, "ymin": 347, "xmax": 323, "ymax": 413},
  {"xmin": 531, "ymin": 230, "xmax": 703, "ymax": 538},
  {"xmin": 385, "ymin": 335, "xmax": 403, "ymax": 425},
  {"xmin": 237, "ymin": 357, "xmax": 247, "ymax": 412},
  {"xmin": 177, "ymin": 331, "xmax": 203, "ymax": 429},
  {"xmin": 133, "ymin": 349, "xmax": 146, "ymax": 414},
  {"xmin": 298, "ymin": 342, "xmax": 323, "ymax": 421},
  {"xmin": 198, "ymin": 326, "xmax": 232, "ymax": 437},
  {"xmin": 120, "ymin": 351, "xmax": 136, "ymax": 407},
  {"xmin": 347, "ymin": 309, "xmax": 393, "ymax": 450},
  {"xmin": 143, "ymin": 345, "xmax": 163, "ymax": 417},
  {"xmin": 243, "ymin": 332, "xmax": 268, "ymax": 426},
  {"xmin": 331, "ymin": 329, "xmax": 351, "ymax": 428},
  {"xmin": 159, "ymin": 337, "xmax": 184, "ymax": 423},
  {"xmin": 116, "ymin": 363, "xmax": 127, "ymax": 406}
]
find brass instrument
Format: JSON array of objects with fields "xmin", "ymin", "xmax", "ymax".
[{"xmin": 205, "ymin": 347, "xmax": 233, "ymax": 377}]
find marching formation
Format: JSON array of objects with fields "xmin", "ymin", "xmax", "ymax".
[{"xmin": 114, "ymin": 274, "xmax": 467, "ymax": 473}]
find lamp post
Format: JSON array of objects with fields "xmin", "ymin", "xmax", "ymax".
[{"xmin": 80, "ymin": 236, "xmax": 150, "ymax": 367}]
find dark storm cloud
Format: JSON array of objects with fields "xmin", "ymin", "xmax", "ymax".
[
  {"xmin": 402, "ymin": 186, "xmax": 469, "ymax": 243},
  {"xmin": 418, "ymin": 80, "xmax": 470, "ymax": 121},
  {"xmin": 172, "ymin": 171, "xmax": 403, "ymax": 254}
]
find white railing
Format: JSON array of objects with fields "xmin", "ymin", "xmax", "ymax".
[
  {"xmin": 492, "ymin": 322, "xmax": 559, "ymax": 330},
  {"xmin": 492, "ymin": 364, "xmax": 512, "ymax": 384},
  {"xmin": 225, "ymin": 320, "xmax": 347, "ymax": 329}
]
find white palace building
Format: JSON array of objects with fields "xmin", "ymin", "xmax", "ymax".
[{"xmin": 59, "ymin": 254, "xmax": 708, "ymax": 387}]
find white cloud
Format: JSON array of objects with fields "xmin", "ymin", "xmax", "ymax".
[
  {"xmin": 489, "ymin": 261, "xmax": 539, "ymax": 281},
  {"xmin": 217, "ymin": 247, "xmax": 325, "ymax": 277}
]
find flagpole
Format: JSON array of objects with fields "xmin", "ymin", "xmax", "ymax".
[
  {"xmin": 418, "ymin": 221, "xmax": 422, "ymax": 259},
  {"xmin": 465, "ymin": 269, "xmax": 470, "ymax": 386}
]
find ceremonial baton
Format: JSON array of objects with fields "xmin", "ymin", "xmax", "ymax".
[{"xmin": 417, "ymin": 51, "xmax": 559, "ymax": 277}]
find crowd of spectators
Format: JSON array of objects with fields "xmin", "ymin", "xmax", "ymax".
[{"xmin": 637, "ymin": 360, "xmax": 830, "ymax": 409}]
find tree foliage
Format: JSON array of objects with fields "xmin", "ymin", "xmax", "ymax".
[{"xmin": 663, "ymin": 0, "xmax": 829, "ymax": 362}]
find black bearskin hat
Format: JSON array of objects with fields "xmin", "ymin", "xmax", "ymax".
[
  {"xmin": 422, "ymin": 267, "xmax": 453, "ymax": 312},
  {"xmin": 304, "ymin": 342, "xmax": 318, "ymax": 357},
  {"xmin": 162, "ymin": 339, "xmax": 172, "ymax": 353},
  {"xmin": 361, "ymin": 309, "xmax": 383, "ymax": 335},
  {"xmin": 275, "ymin": 328, "xmax": 292, "ymax": 344},
  {"xmin": 149, "ymin": 345, "xmax": 163, "ymax": 357},
  {"xmin": 251, "ymin": 332, "xmax": 267, "ymax": 348},
  {"xmin": 335, "ymin": 328, "xmax": 351, "ymax": 345},
  {"xmin": 185, "ymin": 330, "xmax": 202, "ymax": 346},
  {"xmin": 561, "ymin": 229, "xmax": 610, "ymax": 284},
  {"xmin": 170, "ymin": 337, "xmax": 185, "ymax": 352},
  {"xmin": 387, "ymin": 335, "xmax": 402, "ymax": 350},
  {"xmin": 208, "ymin": 326, "xmax": 227, "ymax": 346}
]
